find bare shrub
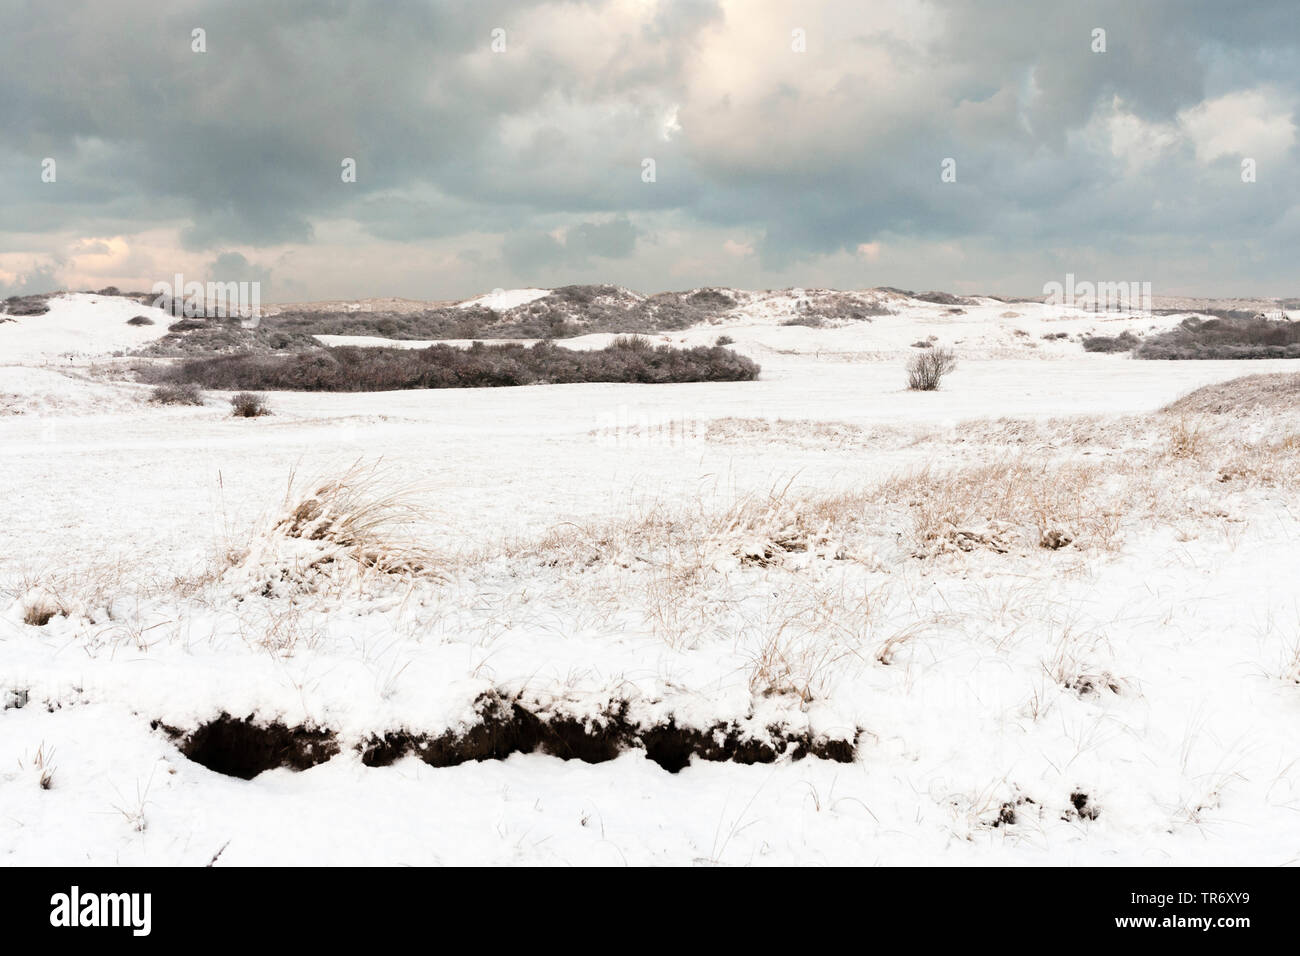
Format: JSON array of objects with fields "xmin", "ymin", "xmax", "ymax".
[
  {"xmin": 1082, "ymin": 330, "xmax": 1139, "ymax": 353},
  {"xmin": 230, "ymin": 392, "xmax": 271, "ymax": 417},
  {"xmin": 611, "ymin": 334, "xmax": 654, "ymax": 352},
  {"xmin": 150, "ymin": 383, "xmax": 204, "ymax": 406},
  {"xmin": 715, "ymin": 335, "xmax": 735, "ymax": 346},
  {"xmin": 906, "ymin": 346, "xmax": 957, "ymax": 391},
  {"xmin": 126, "ymin": 315, "xmax": 155, "ymax": 326}
]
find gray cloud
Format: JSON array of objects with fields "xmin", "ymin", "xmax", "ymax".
[
  {"xmin": 1, "ymin": 0, "xmax": 1297, "ymax": 297},
  {"xmin": 0, "ymin": 262, "xmax": 63, "ymax": 299},
  {"xmin": 502, "ymin": 215, "xmax": 640, "ymax": 276},
  {"xmin": 207, "ymin": 250, "xmax": 272, "ymax": 297}
]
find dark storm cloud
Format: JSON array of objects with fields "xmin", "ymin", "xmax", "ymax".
[{"xmin": 1, "ymin": 0, "xmax": 1297, "ymax": 295}]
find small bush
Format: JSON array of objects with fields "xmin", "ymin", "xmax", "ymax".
[
  {"xmin": 150, "ymin": 383, "xmax": 205, "ymax": 406},
  {"xmin": 716, "ymin": 335, "xmax": 735, "ymax": 346},
  {"xmin": 3, "ymin": 294, "xmax": 52, "ymax": 316},
  {"xmin": 126, "ymin": 315, "xmax": 155, "ymax": 326},
  {"xmin": 911, "ymin": 340, "xmax": 933, "ymax": 349},
  {"xmin": 612, "ymin": 334, "xmax": 655, "ymax": 352},
  {"xmin": 906, "ymin": 347, "xmax": 957, "ymax": 391},
  {"xmin": 1082, "ymin": 330, "xmax": 1139, "ymax": 353},
  {"xmin": 167, "ymin": 318, "xmax": 209, "ymax": 333},
  {"xmin": 231, "ymin": 392, "xmax": 272, "ymax": 417}
]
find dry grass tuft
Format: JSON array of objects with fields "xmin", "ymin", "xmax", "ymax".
[
  {"xmin": 1165, "ymin": 418, "xmax": 1209, "ymax": 460},
  {"xmin": 198, "ymin": 460, "xmax": 446, "ymax": 607},
  {"xmin": 744, "ymin": 581, "xmax": 878, "ymax": 701},
  {"xmin": 19, "ymin": 743, "xmax": 56, "ymax": 789},
  {"xmin": 22, "ymin": 596, "xmax": 58, "ymax": 627},
  {"xmin": 877, "ymin": 459, "xmax": 1125, "ymax": 556},
  {"xmin": 1216, "ymin": 432, "xmax": 1300, "ymax": 488},
  {"xmin": 271, "ymin": 460, "xmax": 441, "ymax": 577}
]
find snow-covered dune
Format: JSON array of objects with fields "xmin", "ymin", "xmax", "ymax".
[
  {"xmin": 0, "ymin": 293, "xmax": 172, "ymax": 362},
  {"xmin": 454, "ymin": 288, "xmax": 551, "ymax": 311}
]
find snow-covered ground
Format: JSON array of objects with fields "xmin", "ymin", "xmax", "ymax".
[
  {"xmin": 455, "ymin": 287, "xmax": 552, "ymax": 311},
  {"xmin": 2, "ymin": 292, "xmax": 1299, "ymax": 865}
]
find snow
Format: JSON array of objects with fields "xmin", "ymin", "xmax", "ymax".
[
  {"xmin": 322, "ymin": 294, "xmax": 1196, "ymax": 360},
  {"xmin": 3, "ymin": 292, "xmax": 1300, "ymax": 865},
  {"xmin": 0, "ymin": 293, "xmax": 172, "ymax": 362},
  {"xmin": 454, "ymin": 288, "xmax": 551, "ymax": 311}
]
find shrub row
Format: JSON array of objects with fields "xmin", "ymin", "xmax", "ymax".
[
  {"xmin": 1083, "ymin": 316, "xmax": 1300, "ymax": 359},
  {"xmin": 150, "ymin": 339, "xmax": 761, "ymax": 391},
  {"xmin": 258, "ymin": 285, "xmax": 890, "ymax": 342}
]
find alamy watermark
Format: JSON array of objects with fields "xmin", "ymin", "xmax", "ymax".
[
  {"xmin": 49, "ymin": 886, "xmax": 151, "ymax": 936},
  {"xmin": 593, "ymin": 405, "xmax": 707, "ymax": 447},
  {"xmin": 151, "ymin": 273, "xmax": 261, "ymax": 326},
  {"xmin": 1043, "ymin": 273, "xmax": 1151, "ymax": 312}
]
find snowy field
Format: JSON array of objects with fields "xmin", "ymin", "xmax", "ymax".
[{"xmin": 3, "ymin": 292, "xmax": 1300, "ymax": 865}]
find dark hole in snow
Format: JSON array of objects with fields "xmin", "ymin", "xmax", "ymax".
[
  {"xmin": 358, "ymin": 696, "xmax": 856, "ymax": 773},
  {"xmin": 1067, "ymin": 790, "xmax": 1100, "ymax": 820},
  {"xmin": 160, "ymin": 694, "xmax": 858, "ymax": 778},
  {"xmin": 155, "ymin": 715, "xmax": 339, "ymax": 780},
  {"xmin": 23, "ymin": 605, "xmax": 57, "ymax": 627},
  {"xmin": 991, "ymin": 794, "xmax": 1035, "ymax": 827},
  {"xmin": 3, "ymin": 688, "xmax": 29, "ymax": 710}
]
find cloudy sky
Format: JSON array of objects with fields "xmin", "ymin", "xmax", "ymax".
[{"xmin": 2, "ymin": 0, "xmax": 1297, "ymax": 302}]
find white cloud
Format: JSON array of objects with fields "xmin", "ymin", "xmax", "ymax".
[
  {"xmin": 1106, "ymin": 98, "xmax": 1180, "ymax": 173},
  {"xmin": 1178, "ymin": 88, "xmax": 1296, "ymax": 163}
]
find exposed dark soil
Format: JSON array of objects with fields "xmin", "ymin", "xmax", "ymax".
[
  {"xmin": 160, "ymin": 693, "xmax": 858, "ymax": 778},
  {"xmin": 156, "ymin": 715, "xmax": 340, "ymax": 779},
  {"xmin": 1067, "ymin": 790, "xmax": 1101, "ymax": 821}
]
